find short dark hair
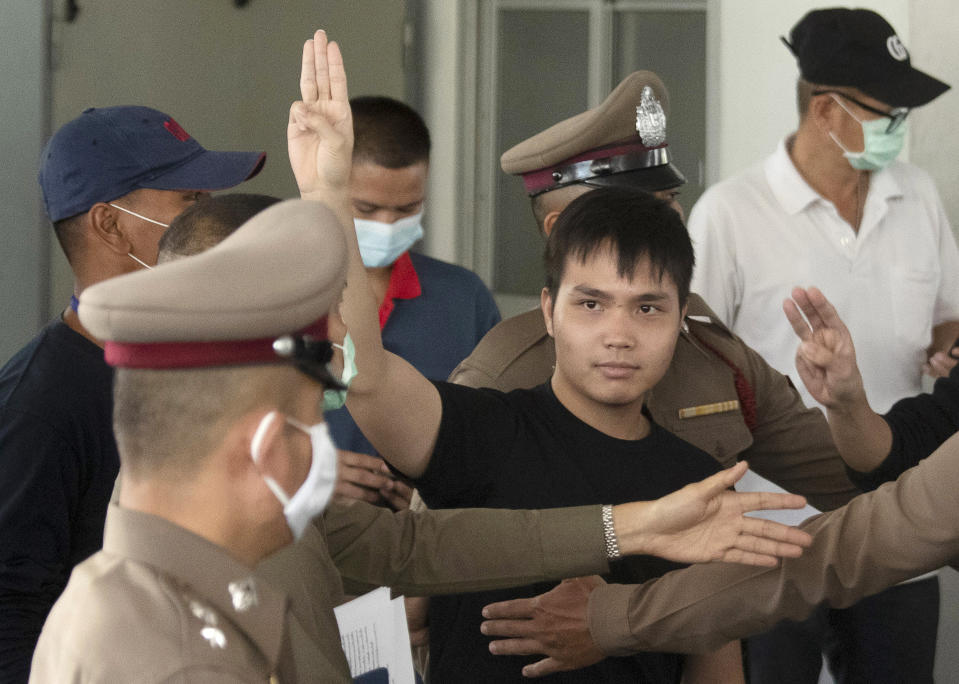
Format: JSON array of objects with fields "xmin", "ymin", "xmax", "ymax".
[
  {"xmin": 351, "ymin": 96, "xmax": 431, "ymax": 168},
  {"xmin": 157, "ymin": 193, "xmax": 280, "ymax": 262},
  {"xmin": 797, "ymin": 78, "xmax": 817, "ymax": 118},
  {"xmin": 52, "ymin": 213, "xmax": 85, "ymax": 264},
  {"xmin": 544, "ymin": 186, "xmax": 694, "ymax": 306},
  {"xmin": 114, "ymin": 365, "xmax": 303, "ymax": 481}
]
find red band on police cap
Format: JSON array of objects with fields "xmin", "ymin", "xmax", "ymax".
[
  {"xmin": 103, "ymin": 317, "xmax": 328, "ymax": 369},
  {"xmin": 521, "ymin": 140, "xmax": 667, "ymax": 194}
]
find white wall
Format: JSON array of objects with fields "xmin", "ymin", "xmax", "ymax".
[{"xmin": 911, "ymin": 0, "xmax": 959, "ymax": 237}]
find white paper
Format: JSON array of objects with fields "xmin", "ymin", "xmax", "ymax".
[
  {"xmin": 333, "ymin": 587, "xmax": 416, "ymax": 684},
  {"xmin": 735, "ymin": 468, "xmax": 821, "ymax": 525}
]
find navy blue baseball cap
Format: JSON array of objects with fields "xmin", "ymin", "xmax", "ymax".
[{"xmin": 39, "ymin": 106, "xmax": 266, "ymax": 222}]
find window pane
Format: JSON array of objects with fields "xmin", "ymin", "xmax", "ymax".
[{"xmin": 494, "ymin": 9, "xmax": 590, "ymax": 296}]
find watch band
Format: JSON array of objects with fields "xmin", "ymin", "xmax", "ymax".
[{"xmin": 602, "ymin": 504, "xmax": 621, "ymax": 560}]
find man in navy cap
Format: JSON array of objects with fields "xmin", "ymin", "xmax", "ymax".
[
  {"xmin": 686, "ymin": 8, "xmax": 958, "ymax": 683},
  {"xmin": 0, "ymin": 105, "xmax": 263, "ymax": 682}
]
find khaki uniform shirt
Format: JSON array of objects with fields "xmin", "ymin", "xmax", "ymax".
[
  {"xmin": 587, "ymin": 430, "xmax": 959, "ymax": 655},
  {"xmin": 449, "ymin": 294, "xmax": 859, "ymax": 512},
  {"xmin": 31, "ymin": 501, "xmax": 606, "ymax": 683}
]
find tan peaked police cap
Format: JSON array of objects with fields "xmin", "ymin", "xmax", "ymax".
[
  {"xmin": 501, "ymin": 71, "xmax": 686, "ymax": 196},
  {"xmin": 79, "ymin": 199, "xmax": 348, "ymax": 383}
]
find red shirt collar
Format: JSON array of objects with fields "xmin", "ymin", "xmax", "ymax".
[{"xmin": 378, "ymin": 251, "xmax": 422, "ymax": 328}]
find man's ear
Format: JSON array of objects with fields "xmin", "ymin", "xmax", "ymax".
[
  {"xmin": 542, "ymin": 210, "xmax": 562, "ymax": 238},
  {"xmin": 541, "ymin": 287, "xmax": 555, "ymax": 337},
  {"xmin": 243, "ymin": 410, "xmax": 286, "ymax": 478},
  {"xmin": 87, "ymin": 203, "xmax": 133, "ymax": 256},
  {"xmin": 808, "ymin": 93, "xmax": 838, "ymax": 136}
]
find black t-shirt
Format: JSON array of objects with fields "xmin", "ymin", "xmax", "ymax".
[
  {"xmin": 0, "ymin": 319, "xmax": 117, "ymax": 682},
  {"xmin": 414, "ymin": 381, "xmax": 722, "ymax": 683}
]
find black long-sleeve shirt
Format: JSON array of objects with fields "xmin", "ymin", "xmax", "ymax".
[{"xmin": 849, "ymin": 364, "xmax": 959, "ymax": 490}]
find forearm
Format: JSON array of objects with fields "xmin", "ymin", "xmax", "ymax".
[
  {"xmin": 735, "ymin": 337, "xmax": 860, "ymax": 510},
  {"xmin": 299, "ymin": 187, "xmax": 385, "ymax": 394},
  {"xmin": 681, "ymin": 641, "xmax": 744, "ymax": 684},
  {"xmin": 324, "ymin": 499, "xmax": 608, "ymax": 595},
  {"xmin": 588, "ymin": 432, "xmax": 959, "ymax": 655},
  {"xmin": 825, "ymin": 393, "xmax": 893, "ymax": 473}
]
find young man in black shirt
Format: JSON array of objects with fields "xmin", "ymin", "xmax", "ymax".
[
  {"xmin": 338, "ymin": 185, "xmax": 747, "ymax": 681},
  {"xmin": 289, "ymin": 32, "xmax": 806, "ymax": 682}
]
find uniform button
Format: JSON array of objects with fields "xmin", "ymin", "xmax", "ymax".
[
  {"xmin": 839, "ymin": 236, "xmax": 851, "ymax": 247},
  {"xmin": 228, "ymin": 577, "xmax": 259, "ymax": 612}
]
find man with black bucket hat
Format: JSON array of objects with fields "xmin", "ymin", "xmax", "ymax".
[
  {"xmin": 0, "ymin": 105, "xmax": 265, "ymax": 682},
  {"xmin": 686, "ymin": 8, "xmax": 959, "ymax": 683}
]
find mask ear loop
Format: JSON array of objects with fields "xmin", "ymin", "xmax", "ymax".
[
  {"xmin": 249, "ymin": 411, "xmax": 292, "ymax": 506},
  {"xmin": 128, "ymin": 252, "xmax": 153, "ymax": 270}
]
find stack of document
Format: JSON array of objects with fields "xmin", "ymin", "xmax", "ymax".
[{"xmin": 334, "ymin": 587, "xmax": 416, "ymax": 684}]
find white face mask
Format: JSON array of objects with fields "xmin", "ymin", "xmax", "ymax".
[
  {"xmin": 250, "ymin": 411, "xmax": 338, "ymax": 540},
  {"xmin": 353, "ymin": 211, "xmax": 424, "ymax": 268},
  {"xmin": 109, "ymin": 203, "xmax": 165, "ymax": 269}
]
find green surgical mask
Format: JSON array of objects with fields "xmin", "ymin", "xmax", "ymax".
[
  {"xmin": 323, "ymin": 332, "xmax": 357, "ymax": 411},
  {"xmin": 828, "ymin": 95, "xmax": 907, "ymax": 172}
]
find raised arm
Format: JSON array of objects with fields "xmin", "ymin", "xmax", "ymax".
[
  {"xmin": 783, "ymin": 286, "xmax": 892, "ymax": 471},
  {"xmin": 287, "ymin": 31, "xmax": 441, "ymax": 478}
]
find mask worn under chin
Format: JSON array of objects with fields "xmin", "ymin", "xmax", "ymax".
[
  {"xmin": 354, "ymin": 212, "xmax": 424, "ymax": 268},
  {"xmin": 250, "ymin": 411, "xmax": 338, "ymax": 540},
  {"xmin": 827, "ymin": 95, "xmax": 907, "ymax": 172},
  {"xmin": 323, "ymin": 332, "xmax": 357, "ymax": 411}
]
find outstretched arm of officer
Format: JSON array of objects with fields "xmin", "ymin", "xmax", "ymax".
[
  {"xmin": 479, "ymin": 460, "xmax": 810, "ymax": 678},
  {"xmin": 783, "ymin": 286, "xmax": 892, "ymax": 472},
  {"xmin": 612, "ymin": 461, "xmax": 810, "ymax": 565},
  {"xmin": 287, "ymin": 30, "xmax": 442, "ymax": 479}
]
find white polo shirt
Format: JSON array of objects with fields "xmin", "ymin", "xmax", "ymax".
[{"xmin": 689, "ymin": 138, "xmax": 959, "ymax": 413}]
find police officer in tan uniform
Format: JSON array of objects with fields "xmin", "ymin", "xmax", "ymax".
[{"xmin": 28, "ymin": 33, "xmax": 814, "ymax": 683}]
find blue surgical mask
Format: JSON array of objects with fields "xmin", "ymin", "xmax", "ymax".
[
  {"xmin": 354, "ymin": 212, "xmax": 424, "ymax": 268},
  {"xmin": 323, "ymin": 332, "xmax": 357, "ymax": 411},
  {"xmin": 828, "ymin": 95, "xmax": 907, "ymax": 172}
]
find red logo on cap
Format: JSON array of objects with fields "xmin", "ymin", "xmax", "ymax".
[{"xmin": 163, "ymin": 118, "xmax": 191, "ymax": 142}]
